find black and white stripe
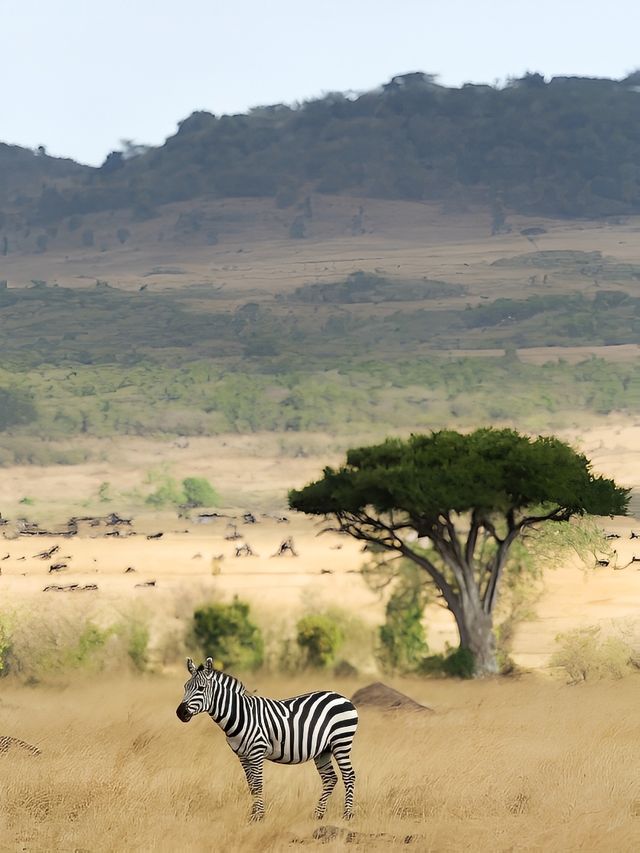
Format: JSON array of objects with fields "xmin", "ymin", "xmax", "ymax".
[{"xmin": 176, "ymin": 657, "xmax": 358, "ymax": 821}]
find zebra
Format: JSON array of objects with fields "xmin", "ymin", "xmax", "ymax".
[{"xmin": 176, "ymin": 657, "xmax": 358, "ymax": 821}]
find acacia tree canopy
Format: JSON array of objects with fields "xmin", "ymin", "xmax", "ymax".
[{"xmin": 289, "ymin": 429, "xmax": 629, "ymax": 675}]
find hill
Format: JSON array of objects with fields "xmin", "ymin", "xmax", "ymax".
[
  {"xmin": 0, "ymin": 142, "xmax": 88, "ymax": 210},
  {"xmin": 2, "ymin": 71, "xmax": 640, "ymax": 234},
  {"xmin": 0, "ymin": 193, "xmax": 639, "ymax": 456}
]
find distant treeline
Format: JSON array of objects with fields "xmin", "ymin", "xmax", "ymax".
[{"xmin": 2, "ymin": 71, "xmax": 640, "ymax": 224}]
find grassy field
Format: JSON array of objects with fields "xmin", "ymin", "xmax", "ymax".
[
  {"xmin": 1, "ymin": 673, "xmax": 639, "ymax": 851},
  {"xmin": 1, "ymin": 201, "xmax": 640, "ymax": 449}
]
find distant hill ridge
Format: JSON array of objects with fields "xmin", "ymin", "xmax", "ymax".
[{"xmin": 2, "ymin": 70, "xmax": 640, "ymax": 227}]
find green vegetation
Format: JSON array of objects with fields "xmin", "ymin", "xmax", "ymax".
[
  {"xmin": 420, "ymin": 646, "xmax": 476, "ymax": 679},
  {"xmin": 0, "ymin": 387, "xmax": 37, "ymax": 431},
  {"xmin": 0, "ymin": 275, "xmax": 637, "ymax": 449},
  {"xmin": 182, "ymin": 476, "xmax": 219, "ymax": 507},
  {"xmin": 289, "ymin": 428, "xmax": 629, "ymax": 676},
  {"xmin": 0, "ymin": 614, "xmax": 12, "ymax": 674},
  {"xmin": 0, "ymin": 608, "xmax": 150, "ymax": 681},
  {"xmin": 192, "ymin": 599, "xmax": 264, "ymax": 671},
  {"xmin": 121, "ymin": 619, "xmax": 150, "ymax": 671},
  {"xmin": 551, "ymin": 626, "xmax": 637, "ymax": 683},
  {"xmin": 376, "ymin": 563, "xmax": 430, "ymax": 674},
  {"xmin": 144, "ymin": 470, "xmax": 185, "ymax": 508},
  {"xmin": 5, "ymin": 72, "xmax": 640, "ymax": 222},
  {"xmin": 289, "ymin": 271, "xmax": 465, "ymax": 303},
  {"xmin": 143, "ymin": 471, "xmax": 219, "ymax": 508},
  {"xmin": 295, "ymin": 613, "xmax": 344, "ymax": 668}
]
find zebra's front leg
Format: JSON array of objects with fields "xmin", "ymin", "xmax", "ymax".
[
  {"xmin": 313, "ymin": 751, "xmax": 338, "ymax": 820},
  {"xmin": 239, "ymin": 755, "xmax": 265, "ymax": 821}
]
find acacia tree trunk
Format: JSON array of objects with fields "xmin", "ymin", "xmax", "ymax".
[{"xmin": 456, "ymin": 605, "xmax": 498, "ymax": 676}]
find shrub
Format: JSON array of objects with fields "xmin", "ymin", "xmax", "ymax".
[
  {"xmin": 98, "ymin": 481, "xmax": 112, "ymax": 503},
  {"xmin": 377, "ymin": 563, "xmax": 429, "ymax": 674},
  {"xmin": 124, "ymin": 620, "xmax": 150, "ymax": 671},
  {"xmin": 182, "ymin": 476, "xmax": 219, "ymax": 507},
  {"xmin": 145, "ymin": 473, "xmax": 185, "ymax": 508},
  {"xmin": 65, "ymin": 623, "xmax": 111, "ymax": 669},
  {"xmin": 551, "ymin": 626, "xmax": 633, "ymax": 683},
  {"xmin": 441, "ymin": 647, "xmax": 475, "ymax": 678},
  {"xmin": 0, "ymin": 387, "xmax": 37, "ymax": 432},
  {"xmin": 0, "ymin": 607, "xmax": 152, "ymax": 681},
  {"xmin": 419, "ymin": 646, "xmax": 475, "ymax": 679},
  {"xmin": 0, "ymin": 615, "xmax": 12, "ymax": 674},
  {"xmin": 192, "ymin": 598, "xmax": 264, "ymax": 671},
  {"xmin": 296, "ymin": 613, "xmax": 343, "ymax": 668}
]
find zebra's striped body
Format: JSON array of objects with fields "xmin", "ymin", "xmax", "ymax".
[{"xmin": 176, "ymin": 657, "xmax": 358, "ymax": 821}]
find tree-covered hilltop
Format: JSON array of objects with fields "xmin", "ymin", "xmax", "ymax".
[
  {"xmin": 0, "ymin": 143, "xmax": 88, "ymax": 210},
  {"xmin": 3, "ymin": 71, "xmax": 640, "ymax": 225}
]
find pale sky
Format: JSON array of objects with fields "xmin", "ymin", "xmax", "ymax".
[{"xmin": 3, "ymin": 0, "xmax": 639, "ymax": 165}]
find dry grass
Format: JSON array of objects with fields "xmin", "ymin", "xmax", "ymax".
[{"xmin": 1, "ymin": 673, "xmax": 639, "ymax": 851}]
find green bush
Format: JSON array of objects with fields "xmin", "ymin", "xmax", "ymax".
[
  {"xmin": 419, "ymin": 646, "xmax": 475, "ymax": 679},
  {"xmin": 0, "ymin": 387, "xmax": 37, "ymax": 431},
  {"xmin": 377, "ymin": 563, "xmax": 429, "ymax": 673},
  {"xmin": 116, "ymin": 619, "xmax": 150, "ymax": 671},
  {"xmin": 145, "ymin": 473, "xmax": 185, "ymax": 508},
  {"xmin": 442, "ymin": 647, "xmax": 475, "ymax": 678},
  {"xmin": 296, "ymin": 613, "xmax": 343, "ymax": 668},
  {"xmin": 182, "ymin": 476, "xmax": 219, "ymax": 507},
  {"xmin": 64, "ymin": 623, "xmax": 111, "ymax": 669},
  {"xmin": 193, "ymin": 598, "xmax": 264, "ymax": 671}
]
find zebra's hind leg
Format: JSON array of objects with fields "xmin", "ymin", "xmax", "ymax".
[
  {"xmin": 332, "ymin": 744, "xmax": 356, "ymax": 820},
  {"xmin": 313, "ymin": 750, "xmax": 338, "ymax": 820},
  {"xmin": 239, "ymin": 755, "xmax": 265, "ymax": 821}
]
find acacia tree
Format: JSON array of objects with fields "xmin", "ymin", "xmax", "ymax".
[{"xmin": 289, "ymin": 429, "xmax": 629, "ymax": 676}]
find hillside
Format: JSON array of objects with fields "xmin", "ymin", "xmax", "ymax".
[
  {"xmin": 0, "ymin": 194, "xmax": 639, "ymax": 458},
  {"xmin": 1, "ymin": 72, "xmax": 640, "ymax": 461},
  {"xmin": 0, "ymin": 142, "xmax": 88, "ymax": 209},
  {"xmin": 2, "ymin": 71, "xmax": 640, "ymax": 235}
]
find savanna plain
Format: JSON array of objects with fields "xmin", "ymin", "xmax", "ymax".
[
  {"xmin": 0, "ymin": 675, "xmax": 638, "ymax": 852},
  {"xmin": 1, "ymin": 194, "xmax": 640, "ymax": 851}
]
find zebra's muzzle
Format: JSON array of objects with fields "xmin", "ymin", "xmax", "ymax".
[{"xmin": 176, "ymin": 703, "xmax": 193, "ymax": 722}]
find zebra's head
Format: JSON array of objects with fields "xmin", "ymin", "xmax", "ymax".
[{"xmin": 176, "ymin": 657, "xmax": 215, "ymax": 722}]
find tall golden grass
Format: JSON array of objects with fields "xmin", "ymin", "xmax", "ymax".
[{"xmin": 1, "ymin": 673, "xmax": 639, "ymax": 851}]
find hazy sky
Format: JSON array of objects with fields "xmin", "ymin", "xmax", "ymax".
[{"xmin": 4, "ymin": 0, "xmax": 639, "ymax": 165}]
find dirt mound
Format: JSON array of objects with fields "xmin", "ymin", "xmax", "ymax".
[{"xmin": 351, "ymin": 682, "xmax": 434, "ymax": 713}]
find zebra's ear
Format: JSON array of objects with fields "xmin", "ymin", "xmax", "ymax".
[
  {"xmin": 186, "ymin": 657, "xmax": 196, "ymax": 675},
  {"xmin": 205, "ymin": 657, "xmax": 214, "ymax": 675}
]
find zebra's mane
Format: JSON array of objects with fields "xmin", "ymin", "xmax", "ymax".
[
  {"xmin": 197, "ymin": 664, "xmax": 246, "ymax": 695},
  {"xmin": 219, "ymin": 670, "xmax": 247, "ymax": 695}
]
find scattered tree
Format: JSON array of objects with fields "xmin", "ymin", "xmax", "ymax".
[{"xmin": 289, "ymin": 428, "xmax": 629, "ymax": 676}]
